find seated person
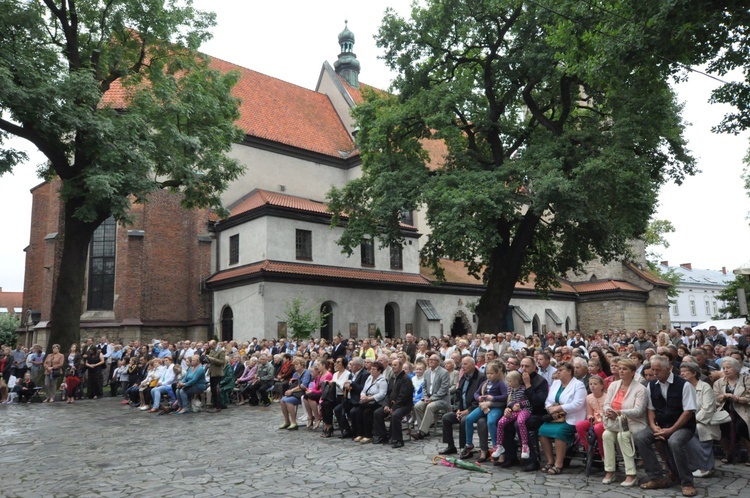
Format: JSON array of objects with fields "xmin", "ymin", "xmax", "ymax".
[
  {"xmin": 62, "ymin": 366, "xmax": 81, "ymax": 404},
  {"xmin": 439, "ymin": 357, "xmax": 486, "ymax": 456},
  {"xmin": 148, "ymin": 357, "xmax": 178, "ymax": 413},
  {"xmin": 174, "ymin": 355, "xmax": 207, "ymax": 414},
  {"xmin": 14, "ymin": 372, "xmax": 36, "ymax": 403},
  {"xmin": 373, "ymin": 357, "xmax": 414, "ymax": 448}
]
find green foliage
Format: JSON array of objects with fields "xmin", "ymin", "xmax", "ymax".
[
  {"xmin": 0, "ymin": 314, "xmax": 20, "ymax": 348},
  {"xmin": 327, "ymin": 0, "xmax": 695, "ymax": 331},
  {"xmin": 281, "ymin": 297, "xmax": 329, "ymax": 341},
  {"xmin": 715, "ymin": 275, "xmax": 750, "ymax": 319}
]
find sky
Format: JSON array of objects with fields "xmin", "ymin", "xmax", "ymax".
[{"xmin": 0, "ymin": 0, "xmax": 748, "ymax": 292}]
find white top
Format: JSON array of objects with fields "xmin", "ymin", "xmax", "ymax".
[{"xmin": 647, "ymin": 372, "xmax": 697, "ymax": 411}]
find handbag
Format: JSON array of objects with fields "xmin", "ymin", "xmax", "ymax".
[
  {"xmin": 320, "ymin": 382, "xmax": 336, "ymax": 403},
  {"xmin": 603, "ymin": 414, "xmax": 629, "ymax": 432},
  {"xmin": 709, "ymin": 410, "xmax": 731, "ymax": 426}
]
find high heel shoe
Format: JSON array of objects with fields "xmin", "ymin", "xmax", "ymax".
[
  {"xmin": 312, "ymin": 419, "xmax": 321, "ymax": 431},
  {"xmin": 320, "ymin": 426, "xmax": 333, "ymax": 438}
]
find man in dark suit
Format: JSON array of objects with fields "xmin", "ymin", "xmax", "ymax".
[
  {"xmin": 373, "ymin": 357, "xmax": 413, "ymax": 448},
  {"xmin": 573, "ymin": 357, "xmax": 592, "ymax": 394},
  {"xmin": 404, "ymin": 334, "xmax": 417, "ymax": 363},
  {"xmin": 331, "ymin": 335, "xmax": 347, "ymax": 361},
  {"xmin": 499, "ymin": 356, "xmax": 549, "ymax": 471},
  {"xmin": 335, "ymin": 357, "xmax": 370, "ymax": 438},
  {"xmin": 439, "ymin": 356, "xmax": 486, "ymax": 456}
]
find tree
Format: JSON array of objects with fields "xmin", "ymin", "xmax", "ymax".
[
  {"xmin": 0, "ymin": 314, "xmax": 20, "ymax": 348},
  {"xmin": 281, "ymin": 297, "xmax": 328, "ymax": 341},
  {"xmin": 643, "ymin": 219, "xmax": 680, "ymax": 302},
  {"xmin": 327, "ymin": 0, "xmax": 695, "ymax": 333},
  {"xmin": 0, "ymin": 1, "xmax": 243, "ymax": 353},
  {"xmin": 715, "ymin": 276, "xmax": 750, "ymax": 319}
]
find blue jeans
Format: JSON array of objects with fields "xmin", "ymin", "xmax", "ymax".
[
  {"xmin": 465, "ymin": 407, "xmax": 502, "ymax": 447},
  {"xmin": 151, "ymin": 385, "xmax": 176, "ymax": 409},
  {"xmin": 177, "ymin": 385, "xmax": 204, "ymax": 411}
]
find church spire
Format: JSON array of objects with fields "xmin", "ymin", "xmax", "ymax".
[{"xmin": 334, "ymin": 20, "xmax": 360, "ymax": 88}]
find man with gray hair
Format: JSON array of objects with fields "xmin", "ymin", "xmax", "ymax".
[
  {"xmin": 573, "ymin": 357, "xmax": 591, "ymax": 394},
  {"xmin": 635, "ymin": 355, "xmax": 697, "ymax": 496},
  {"xmin": 411, "ymin": 354, "xmax": 450, "ymax": 440}
]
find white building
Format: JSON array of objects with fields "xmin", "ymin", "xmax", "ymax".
[{"xmin": 660, "ymin": 262, "xmax": 734, "ymax": 328}]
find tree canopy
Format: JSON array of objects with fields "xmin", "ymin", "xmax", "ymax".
[
  {"xmin": 0, "ymin": 0, "xmax": 243, "ymax": 351},
  {"xmin": 715, "ymin": 275, "xmax": 750, "ymax": 320},
  {"xmin": 327, "ymin": 0, "xmax": 696, "ymax": 332}
]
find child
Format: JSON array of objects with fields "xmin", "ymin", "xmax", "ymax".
[
  {"xmin": 492, "ymin": 370, "xmax": 532, "ymax": 460},
  {"xmin": 120, "ymin": 357, "xmax": 137, "ymax": 404},
  {"xmin": 62, "ymin": 366, "xmax": 80, "ymax": 404},
  {"xmin": 112, "ymin": 358, "xmax": 128, "ymax": 398}
]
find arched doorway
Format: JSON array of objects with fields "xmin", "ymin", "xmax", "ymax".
[
  {"xmin": 384, "ymin": 302, "xmax": 400, "ymax": 338},
  {"xmin": 450, "ymin": 311, "xmax": 472, "ymax": 337},
  {"xmin": 532, "ymin": 314, "xmax": 540, "ymax": 335},
  {"xmin": 565, "ymin": 317, "xmax": 572, "ymax": 333},
  {"xmin": 320, "ymin": 302, "xmax": 334, "ymax": 342},
  {"xmin": 221, "ymin": 306, "xmax": 234, "ymax": 342}
]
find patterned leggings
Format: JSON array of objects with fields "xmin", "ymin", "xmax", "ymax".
[{"xmin": 496, "ymin": 409, "xmax": 531, "ymax": 447}]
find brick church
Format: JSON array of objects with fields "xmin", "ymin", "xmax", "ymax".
[{"xmin": 20, "ymin": 24, "xmax": 671, "ymax": 347}]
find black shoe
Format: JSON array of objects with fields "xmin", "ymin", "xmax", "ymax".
[
  {"xmin": 373, "ymin": 437, "xmax": 388, "ymax": 444},
  {"xmin": 439, "ymin": 446, "xmax": 458, "ymax": 455},
  {"xmin": 499, "ymin": 458, "xmax": 519, "ymax": 469},
  {"xmin": 410, "ymin": 432, "xmax": 424, "ymax": 441},
  {"xmin": 340, "ymin": 431, "xmax": 353, "ymax": 439},
  {"xmin": 522, "ymin": 461, "xmax": 540, "ymax": 472},
  {"xmin": 392, "ymin": 441, "xmax": 405, "ymax": 449},
  {"xmin": 459, "ymin": 446, "xmax": 475, "ymax": 459}
]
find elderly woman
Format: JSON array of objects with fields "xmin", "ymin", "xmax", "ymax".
[
  {"xmin": 174, "ymin": 355, "xmax": 206, "ymax": 414},
  {"xmin": 236, "ymin": 357, "xmax": 258, "ymax": 405},
  {"xmin": 42, "ymin": 344, "xmax": 65, "ymax": 402},
  {"xmin": 279, "ymin": 358, "xmax": 312, "ymax": 430},
  {"xmin": 538, "ymin": 361, "xmax": 587, "ymax": 475},
  {"xmin": 321, "ymin": 356, "xmax": 352, "ymax": 438},
  {"xmin": 601, "ymin": 358, "xmax": 648, "ymax": 486},
  {"xmin": 713, "ymin": 357, "xmax": 750, "ymax": 465},
  {"xmin": 350, "ymin": 361, "xmax": 388, "ymax": 443},
  {"xmin": 680, "ymin": 361, "xmax": 719, "ymax": 477}
]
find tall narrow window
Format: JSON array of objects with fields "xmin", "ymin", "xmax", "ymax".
[
  {"xmin": 390, "ymin": 244, "xmax": 403, "ymax": 270},
  {"xmin": 361, "ymin": 239, "xmax": 375, "ymax": 267},
  {"xmin": 296, "ymin": 229, "xmax": 312, "ymax": 260},
  {"xmin": 689, "ymin": 298, "xmax": 696, "ymax": 316},
  {"xmin": 704, "ymin": 299, "xmax": 711, "ymax": 315},
  {"xmin": 229, "ymin": 234, "xmax": 239, "ymax": 265},
  {"xmin": 87, "ymin": 217, "xmax": 116, "ymax": 310}
]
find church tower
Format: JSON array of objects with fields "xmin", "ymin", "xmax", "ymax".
[{"xmin": 333, "ymin": 21, "xmax": 360, "ymax": 87}]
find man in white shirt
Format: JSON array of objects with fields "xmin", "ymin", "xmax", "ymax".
[
  {"xmin": 146, "ymin": 357, "xmax": 177, "ymax": 412},
  {"xmin": 634, "ymin": 355, "xmax": 697, "ymax": 496},
  {"xmin": 535, "ymin": 352, "xmax": 556, "ymax": 386},
  {"xmin": 412, "ymin": 354, "xmax": 451, "ymax": 439}
]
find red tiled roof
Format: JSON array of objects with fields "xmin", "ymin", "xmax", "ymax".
[
  {"xmin": 623, "ymin": 261, "xmax": 672, "ymax": 286},
  {"xmin": 227, "ymin": 189, "xmax": 418, "ymax": 230},
  {"xmin": 210, "ymin": 57, "xmax": 356, "ymax": 158},
  {"xmin": 572, "ymin": 280, "xmax": 647, "ymax": 294},
  {"xmin": 420, "ymin": 259, "xmax": 577, "ymax": 293},
  {"xmin": 337, "ymin": 75, "xmax": 384, "ymax": 104},
  {"xmin": 0, "ymin": 291, "xmax": 23, "ymax": 314},
  {"xmin": 206, "ymin": 260, "xmax": 429, "ymax": 286},
  {"xmin": 103, "ymin": 55, "xmax": 356, "ymax": 158}
]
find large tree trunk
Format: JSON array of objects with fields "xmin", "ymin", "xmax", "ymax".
[
  {"xmin": 475, "ymin": 213, "xmax": 540, "ymax": 334},
  {"xmin": 47, "ymin": 199, "xmax": 101, "ymax": 354}
]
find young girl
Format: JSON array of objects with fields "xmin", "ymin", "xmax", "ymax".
[
  {"xmin": 62, "ymin": 366, "xmax": 80, "ymax": 404},
  {"xmin": 492, "ymin": 370, "xmax": 532, "ymax": 460},
  {"xmin": 463, "ymin": 361, "xmax": 507, "ymax": 462},
  {"xmin": 113, "ymin": 359, "xmax": 130, "ymax": 399},
  {"xmin": 575, "ymin": 375, "xmax": 606, "ymax": 459}
]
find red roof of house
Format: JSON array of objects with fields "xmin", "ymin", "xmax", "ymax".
[
  {"xmin": 227, "ymin": 189, "xmax": 418, "ymax": 230},
  {"xmin": 623, "ymin": 261, "xmax": 672, "ymax": 286},
  {"xmin": 0, "ymin": 291, "xmax": 23, "ymax": 314},
  {"xmin": 206, "ymin": 260, "xmax": 429, "ymax": 286},
  {"xmin": 571, "ymin": 280, "xmax": 646, "ymax": 294}
]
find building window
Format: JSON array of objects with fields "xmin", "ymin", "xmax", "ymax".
[
  {"xmin": 704, "ymin": 299, "xmax": 711, "ymax": 315},
  {"xmin": 672, "ymin": 302, "xmax": 679, "ymax": 315},
  {"xmin": 390, "ymin": 244, "xmax": 403, "ymax": 269},
  {"xmin": 712, "ymin": 301, "xmax": 717, "ymax": 315},
  {"xmin": 400, "ymin": 209, "xmax": 414, "ymax": 226},
  {"xmin": 296, "ymin": 229, "xmax": 312, "ymax": 260},
  {"xmin": 689, "ymin": 298, "xmax": 696, "ymax": 316},
  {"xmin": 229, "ymin": 234, "xmax": 239, "ymax": 265},
  {"xmin": 361, "ymin": 239, "xmax": 375, "ymax": 267},
  {"xmin": 87, "ymin": 216, "xmax": 116, "ymax": 310}
]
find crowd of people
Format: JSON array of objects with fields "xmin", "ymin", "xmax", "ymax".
[{"xmin": 2, "ymin": 324, "xmax": 750, "ymax": 496}]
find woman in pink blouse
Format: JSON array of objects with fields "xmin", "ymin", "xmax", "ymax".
[{"xmin": 303, "ymin": 361, "xmax": 332, "ymax": 430}]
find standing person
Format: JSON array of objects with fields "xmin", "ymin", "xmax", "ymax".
[
  {"xmin": 373, "ymin": 357, "xmax": 414, "ymax": 448},
  {"xmin": 205, "ymin": 340, "xmax": 227, "ymax": 412},
  {"xmin": 42, "ymin": 344, "xmax": 65, "ymax": 402},
  {"xmin": 634, "ymin": 355, "xmax": 697, "ymax": 497},
  {"xmin": 404, "ymin": 334, "xmax": 417, "ymax": 363},
  {"xmin": 28, "ymin": 345, "xmax": 45, "ymax": 387},
  {"xmin": 11, "ymin": 344, "xmax": 27, "ymax": 380},
  {"xmin": 85, "ymin": 344, "xmax": 105, "ymax": 399}
]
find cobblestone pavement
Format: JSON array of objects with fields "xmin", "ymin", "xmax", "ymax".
[{"xmin": 2, "ymin": 397, "xmax": 749, "ymax": 497}]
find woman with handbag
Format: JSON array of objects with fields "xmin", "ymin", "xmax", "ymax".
[
  {"xmin": 538, "ymin": 361, "xmax": 587, "ymax": 475},
  {"xmin": 303, "ymin": 361, "xmax": 331, "ymax": 430},
  {"xmin": 279, "ymin": 358, "xmax": 311, "ymax": 430},
  {"xmin": 601, "ymin": 358, "xmax": 648, "ymax": 486},
  {"xmin": 680, "ymin": 361, "xmax": 721, "ymax": 477},
  {"xmin": 321, "ymin": 357, "xmax": 352, "ymax": 438},
  {"xmin": 713, "ymin": 357, "xmax": 750, "ymax": 465},
  {"xmin": 42, "ymin": 344, "xmax": 65, "ymax": 402}
]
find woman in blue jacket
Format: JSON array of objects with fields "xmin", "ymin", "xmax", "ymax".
[{"xmin": 175, "ymin": 355, "xmax": 206, "ymax": 414}]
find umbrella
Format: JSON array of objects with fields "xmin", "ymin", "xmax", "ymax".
[{"xmin": 432, "ymin": 455, "xmax": 491, "ymax": 473}]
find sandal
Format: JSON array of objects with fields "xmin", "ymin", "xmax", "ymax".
[
  {"xmin": 541, "ymin": 463, "xmax": 553, "ymax": 473},
  {"xmin": 547, "ymin": 466, "xmax": 563, "ymax": 475}
]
